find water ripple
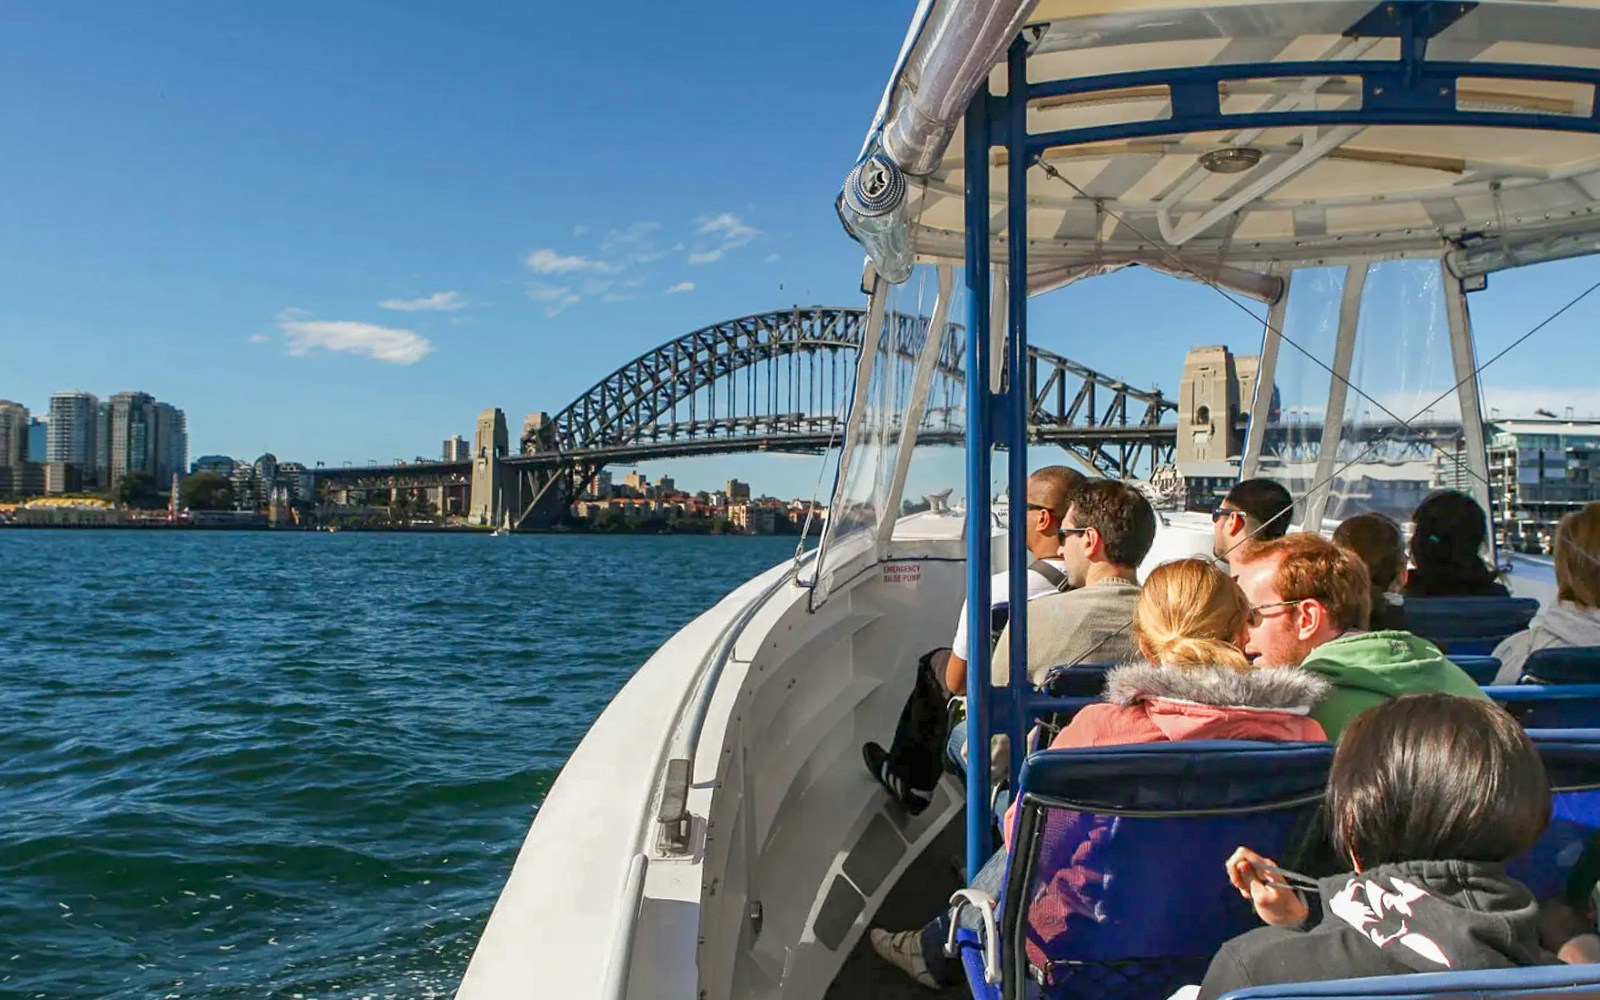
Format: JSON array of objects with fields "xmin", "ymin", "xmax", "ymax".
[{"xmin": 0, "ymin": 531, "xmax": 793, "ymax": 998}]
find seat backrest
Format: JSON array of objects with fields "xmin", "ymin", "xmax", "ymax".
[
  {"xmin": 1041, "ymin": 662, "xmax": 1117, "ymax": 698},
  {"xmin": 1403, "ymin": 597, "xmax": 1540, "ymax": 655},
  {"xmin": 1449, "ymin": 654, "xmax": 1502, "ymax": 686},
  {"xmin": 1218, "ymin": 963, "xmax": 1600, "ymax": 1000},
  {"xmin": 1506, "ymin": 729, "xmax": 1600, "ymax": 902},
  {"xmin": 1522, "ymin": 646, "xmax": 1600, "ymax": 685},
  {"xmin": 1003, "ymin": 741, "xmax": 1334, "ymax": 1000},
  {"xmin": 1487, "ymin": 684, "xmax": 1600, "ymax": 729}
]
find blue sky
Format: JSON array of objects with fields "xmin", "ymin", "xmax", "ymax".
[{"xmin": 5, "ymin": 2, "xmax": 1600, "ymax": 501}]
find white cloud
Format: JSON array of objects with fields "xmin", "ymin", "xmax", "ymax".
[
  {"xmin": 378, "ymin": 290, "xmax": 464, "ymax": 312},
  {"xmin": 665, "ymin": 281, "xmax": 695, "ymax": 294},
  {"xmin": 247, "ymin": 332, "xmax": 271, "ymax": 344},
  {"xmin": 602, "ymin": 292, "xmax": 637, "ymax": 303},
  {"xmin": 276, "ymin": 312, "xmax": 433, "ymax": 365},
  {"xmin": 689, "ymin": 212, "xmax": 759, "ymax": 265},
  {"xmin": 601, "ymin": 221, "xmax": 661, "ymax": 255},
  {"xmin": 573, "ymin": 224, "xmax": 590, "ymax": 237},
  {"xmin": 525, "ymin": 248, "xmax": 622, "ymax": 275},
  {"xmin": 1481, "ymin": 385, "xmax": 1600, "ymax": 420},
  {"xmin": 527, "ymin": 284, "xmax": 572, "ymax": 302},
  {"xmin": 766, "ymin": 253, "xmax": 781, "ymax": 263}
]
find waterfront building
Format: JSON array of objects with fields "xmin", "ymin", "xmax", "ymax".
[
  {"xmin": 621, "ymin": 470, "xmax": 650, "ymax": 495},
  {"xmin": 45, "ymin": 462, "xmax": 82, "ymax": 495},
  {"xmin": 276, "ymin": 462, "xmax": 313, "ymax": 503},
  {"xmin": 656, "ymin": 474, "xmax": 676, "ymax": 493},
  {"xmin": 725, "ymin": 478, "xmax": 751, "ymax": 502},
  {"xmin": 47, "ymin": 390, "xmax": 99, "ymax": 487},
  {"xmin": 0, "ymin": 400, "xmax": 28, "ymax": 467},
  {"xmin": 231, "ymin": 460, "xmax": 265, "ymax": 511},
  {"xmin": 582, "ymin": 470, "xmax": 614, "ymax": 498},
  {"xmin": 27, "ymin": 418, "xmax": 47, "ymax": 467},
  {"xmin": 191, "ymin": 455, "xmax": 235, "ymax": 476},
  {"xmin": 443, "ymin": 435, "xmax": 470, "ymax": 462},
  {"xmin": 1489, "ymin": 419, "xmax": 1600, "ymax": 552},
  {"xmin": 104, "ymin": 392, "xmax": 187, "ymax": 487}
]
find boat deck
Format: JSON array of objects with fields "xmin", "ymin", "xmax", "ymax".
[{"xmin": 826, "ymin": 817, "xmax": 969, "ymax": 999}]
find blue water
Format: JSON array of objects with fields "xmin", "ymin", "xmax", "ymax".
[{"xmin": 0, "ymin": 531, "xmax": 797, "ymax": 998}]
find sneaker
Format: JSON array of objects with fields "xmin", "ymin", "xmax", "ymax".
[
  {"xmin": 869, "ymin": 928, "xmax": 941, "ymax": 990},
  {"xmin": 861, "ymin": 742, "xmax": 931, "ymax": 815}
]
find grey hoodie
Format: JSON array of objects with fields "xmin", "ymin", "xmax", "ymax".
[{"xmin": 1491, "ymin": 601, "xmax": 1600, "ymax": 683}]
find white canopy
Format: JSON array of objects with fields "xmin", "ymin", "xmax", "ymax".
[{"xmin": 851, "ymin": 0, "xmax": 1600, "ymax": 279}]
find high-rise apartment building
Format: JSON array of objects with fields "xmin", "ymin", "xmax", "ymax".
[
  {"xmin": 0, "ymin": 400, "xmax": 29, "ymax": 467},
  {"xmin": 104, "ymin": 392, "xmax": 188, "ymax": 487},
  {"xmin": 47, "ymin": 390, "xmax": 99, "ymax": 487},
  {"xmin": 27, "ymin": 418, "xmax": 46, "ymax": 465},
  {"xmin": 443, "ymin": 435, "xmax": 471, "ymax": 462}
]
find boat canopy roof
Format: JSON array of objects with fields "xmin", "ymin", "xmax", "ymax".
[{"xmin": 846, "ymin": 0, "xmax": 1600, "ymax": 288}]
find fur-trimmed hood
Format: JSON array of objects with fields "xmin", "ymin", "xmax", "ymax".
[{"xmin": 1105, "ymin": 661, "xmax": 1331, "ymax": 711}]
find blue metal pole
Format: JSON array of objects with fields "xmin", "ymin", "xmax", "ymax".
[
  {"xmin": 1004, "ymin": 36, "xmax": 1032, "ymax": 796},
  {"xmin": 962, "ymin": 86, "xmax": 994, "ymax": 877}
]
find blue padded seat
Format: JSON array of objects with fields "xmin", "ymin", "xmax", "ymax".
[
  {"xmin": 1449, "ymin": 654, "xmax": 1502, "ymax": 686},
  {"xmin": 1040, "ymin": 663, "xmax": 1117, "ymax": 699},
  {"xmin": 1520, "ymin": 647, "xmax": 1600, "ymax": 685},
  {"xmin": 1488, "ymin": 685, "xmax": 1600, "ymax": 730},
  {"xmin": 1218, "ymin": 963, "xmax": 1600, "ymax": 1000},
  {"xmin": 1506, "ymin": 729, "xmax": 1600, "ymax": 903},
  {"xmin": 1402, "ymin": 597, "xmax": 1540, "ymax": 655},
  {"xmin": 967, "ymin": 741, "xmax": 1333, "ymax": 1000}
]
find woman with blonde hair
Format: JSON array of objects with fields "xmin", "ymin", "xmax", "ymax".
[
  {"xmin": 868, "ymin": 559, "xmax": 1331, "ymax": 990},
  {"xmin": 1049, "ymin": 557, "xmax": 1330, "ymax": 748},
  {"xmin": 1493, "ymin": 501, "xmax": 1600, "ymax": 683}
]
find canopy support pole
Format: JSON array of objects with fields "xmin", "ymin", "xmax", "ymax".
[
  {"xmin": 962, "ymin": 81, "xmax": 996, "ymax": 878},
  {"xmin": 1003, "ymin": 35, "xmax": 1033, "ymax": 803}
]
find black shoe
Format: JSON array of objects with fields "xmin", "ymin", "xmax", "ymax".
[{"xmin": 862, "ymin": 741, "xmax": 931, "ymax": 816}]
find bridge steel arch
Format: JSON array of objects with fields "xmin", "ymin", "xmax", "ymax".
[{"xmin": 503, "ymin": 306, "xmax": 1176, "ymax": 528}]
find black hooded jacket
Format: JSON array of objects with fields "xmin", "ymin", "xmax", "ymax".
[{"xmin": 1197, "ymin": 860, "xmax": 1553, "ymax": 999}]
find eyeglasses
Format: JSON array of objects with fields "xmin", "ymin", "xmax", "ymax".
[
  {"xmin": 1057, "ymin": 526, "xmax": 1090, "ymax": 542},
  {"xmin": 1211, "ymin": 506, "xmax": 1240, "ymax": 523},
  {"xmin": 1247, "ymin": 599, "xmax": 1308, "ymax": 627}
]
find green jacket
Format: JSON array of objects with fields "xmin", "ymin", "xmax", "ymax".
[{"xmin": 1301, "ymin": 630, "xmax": 1488, "ymax": 740}]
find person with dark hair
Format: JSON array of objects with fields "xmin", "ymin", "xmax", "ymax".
[
  {"xmin": 862, "ymin": 465, "xmax": 1085, "ymax": 814},
  {"xmin": 1195, "ymin": 694, "xmax": 1555, "ymax": 999},
  {"xmin": 1404, "ymin": 490, "xmax": 1510, "ymax": 598},
  {"xmin": 1233, "ymin": 533, "xmax": 1486, "ymax": 739},
  {"xmin": 984, "ymin": 478, "xmax": 1157, "ymax": 688},
  {"xmin": 1333, "ymin": 512, "xmax": 1408, "ymax": 631},
  {"xmin": 1214, "ymin": 478, "xmax": 1295, "ymax": 570}
]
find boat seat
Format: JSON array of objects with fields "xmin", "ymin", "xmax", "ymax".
[
  {"xmin": 1217, "ymin": 963, "xmax": 1600, "ymax": 1000},
  {"xmin": 957, "ymin": 740, "xmax": 1333, "ymax": 1000},
  {"xmin": 1449, "ymin": 654, "xmax": 1502, "ymax": 686},
  {"xmin": 1505, "ymin": 729, "xmax": 1600, "ymax": 902},
  {"xmin": 1403, "ymin": 597, "xmax": 1540, "ymax": 655},
  {"xmin": 1520, "ymin": 646, "xmax": 1600, "ymax": 685},
  {"xmin": 1488, "ymin": 685, "xmax": 1600, "ymax": 729}
]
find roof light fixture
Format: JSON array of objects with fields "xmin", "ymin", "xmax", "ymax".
[{"xmin": 1198, "ymin": 146, "xmax": 1264, "ymax": 174}]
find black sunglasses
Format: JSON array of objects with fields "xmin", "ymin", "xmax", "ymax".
[
  {"xmin": 1211, "ymin": 506, "xmax": 1240, "ymax": 523},
  {"xmin": 1057, "ymin": 526, "xmax": 1090, "ymax": 541}
]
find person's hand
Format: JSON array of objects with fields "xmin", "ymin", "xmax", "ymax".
[{"xmin": 1226, "ymin": 846, "xmax": 1310, "ymax": 927}]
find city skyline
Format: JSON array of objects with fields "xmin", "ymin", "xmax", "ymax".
[{"xmin": 7, "ymin": 5, "xmax": 1600, "ymax": 501}]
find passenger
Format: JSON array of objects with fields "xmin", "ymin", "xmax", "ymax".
[
  {"xmin": 1403, "ymin": 490, "xmax": 1510, "ymax": 598},
  {"xmin": 1493, "ymin": 502, "xmax": 1600, "ymax": 683},
  {"xmin": 1233, "ymin": 533, "xmax": 1487, "ymax": 740},
  {"xmin": 980, "ymin": 479, "xmax": 1155, "ymax": 690},
  {"xmin": 1195, "ymin": 694, "xmax": 1553, "ymax": 999},
  {"xmin": 1333, "ymin": 512, "xmax": 1408, "ymax": 631},
  {"xmin": 862, "ymin": 465, "xmax": 1084, "ymax": 814},
  {"xmin": 868, "ymin": 558, "xmax": 1327, "ymax": 991},
  {"xmin": 1212, "ymin": 478, "xmax": 1295, "ymax": 572}
]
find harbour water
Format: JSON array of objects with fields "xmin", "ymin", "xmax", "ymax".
[{"xmin": 0, "ymin": 531, "xmax": 798, "ymax": 999}]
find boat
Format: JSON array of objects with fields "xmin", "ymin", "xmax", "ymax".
[
  {"xmin": 458, "ymin": 2, "xmax": 1600, "ymax": 996},
  {"xmin": 493, "ymin": 512, "xmax": 511, "ymax": 537}
]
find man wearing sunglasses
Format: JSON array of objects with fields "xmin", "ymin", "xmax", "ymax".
[
  {"xmin": 1212, "ymin": 478, "xmax": 1294, "ymax": 571},
  {"xmin": 1233, "ymin": 533, "xmax": 1486, "ymax": 739},
  {"xmin": 862, "ymin": 465, "xmax": 1084, "ymax": 814}
]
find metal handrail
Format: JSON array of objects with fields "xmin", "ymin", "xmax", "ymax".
[
  {"xmin": 600, "ymin": 853, "xmax": 649, "ymax": 1000},
  {"xmin": 657, "ymin": 549, "xmax": 818, "ymax": 852}
]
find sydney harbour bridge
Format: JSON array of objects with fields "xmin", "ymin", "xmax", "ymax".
[{"xmin": 316, "ymin": 305, "xmax": 1182, "ymax": 529}]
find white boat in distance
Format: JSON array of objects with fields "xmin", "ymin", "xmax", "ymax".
[{"xmin": 458, "ymin": 1, "xmax": 1599, "ymax": 996}]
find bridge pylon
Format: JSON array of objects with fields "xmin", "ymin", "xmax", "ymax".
[{"xmin": 468, "ymin": 408, "xmax": 508, "ymax": 527}]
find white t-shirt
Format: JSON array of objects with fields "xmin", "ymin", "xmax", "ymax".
[{"xmin": 949, "ymin": 560, "xmax": 1068, "ymax": 662}]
